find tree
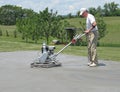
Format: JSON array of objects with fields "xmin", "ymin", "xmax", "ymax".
[
  {"xmin": 39, "ymin": 8, "xmax": 62, "ymax": 44},
  {"xmin": 95, "ymin": 13, "xmax": 107, "ymax": 42},
  {"xmin": 89, "ymin": 7, "xmax": 97, "ymax": 15},
  {"xmin": 104, "ymin": 2, "xmax": 119, "ymax": 16},
  {"xmin": 16, "ymin": 7, "xmax": 68, "ymax": 44},
  {"xmin": 116, "ymin": 8, "xmax": 120, "ymax": 16},
  {"xmin": 87, "ymin": 2, "xmax": 120, "ymax": 16},
  {"xmin": 103, "ymin": 3, "xmax": 110, "ymax": 16},
  {"xmin": 16, "ymin": 9, "xmax": 38, "ymax": 42},
  {"xmin": 56, "ymin": 20, "xmax": 70, "ymax": 43},
  {"xmin": 76, "ymin": 11, "xmax": 80, "ymax": 17},
  {"xmin": 31, "ymin": 13, "xmax": 41, "ymax": 43},
  {"xmin": 0, "ymin": 5, "xmax": 23, "ymax": 25},
  {"xmin": 96, "ymin": 6, "xmax": 104, "ymax": 16}
]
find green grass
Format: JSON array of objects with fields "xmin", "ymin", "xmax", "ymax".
[
  {"xmin": 97, "ymin": 47, "xmax": 120, "ymax": 61},
  {"xmin": 0, "ymin": 17, "xmax": 120, "ymax": 61},
  {"xmin": 0, "ymin": 40, "xmax": 40, "ymax": 52},
  {"xmin": 0, "ymin": 36, "xmax": 42, "ymax": 52},
  {"xmin": 55, "ymin": 45, "xmax": 120, "ymax": 61},
  {"xmin": 99, "ymin": 17, "xmax": 120, "ymax": 46},
  {"xmin": 1, "ymin": 38, "xmax": 120, "ymax": 61}
]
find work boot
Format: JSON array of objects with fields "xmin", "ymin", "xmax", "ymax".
[
  {"xmin": 87, "ymin": 62, "xmax": 92, "ymax": 66},
  {"xmin": 89, "ymin": 62, "xmax": 97, "ymax": 67}
]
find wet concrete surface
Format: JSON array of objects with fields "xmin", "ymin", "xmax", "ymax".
[{"xmin": 0, "ymin": 51, "xmax": 120, "ymax": 92}]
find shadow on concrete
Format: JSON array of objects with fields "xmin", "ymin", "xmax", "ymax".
[{"xmin": 98, "ymin": 63, "xmax": 106, "ymax": 66}]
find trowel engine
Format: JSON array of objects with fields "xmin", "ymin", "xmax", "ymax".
[{"xmin": 40, "ymin": 43, "xmax": 56, "ymax": 63}]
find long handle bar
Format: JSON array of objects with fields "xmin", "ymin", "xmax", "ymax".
[{"xmin": 55, "ymin": 33, "xmax": 86, "ymax": 56}]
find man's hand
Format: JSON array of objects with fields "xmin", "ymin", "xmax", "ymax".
[
  {"xmin": 84, "ymin": 29, "xmax": 90, "ymax": 33},
  {"xmin": 71, "ymin": 39, "xmax": 76, "ymax": 44}
]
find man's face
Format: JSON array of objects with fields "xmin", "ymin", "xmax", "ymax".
[{"xmin": 81, "ymin": 11, "xmax": 87, "ymax": 18}]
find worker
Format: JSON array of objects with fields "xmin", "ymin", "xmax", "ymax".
[{"xmin": 80, "ymin": 8, "xmax": 99, "ymax": 67}]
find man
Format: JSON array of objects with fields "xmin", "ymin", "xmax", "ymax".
[{"xmin": 80, "ymin": 8, "xmax": 99, "ymax": 67}]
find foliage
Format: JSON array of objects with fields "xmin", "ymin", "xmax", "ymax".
[
  {"xmin": 0, "ymin": 2, "xmax": 119, "ymax": 46},
  {"xmin": 88, "ymin": 2, "xmax": 120, "ymax": 16},
  {"xmin": 0, "ymin": 5, "xmax": 23, "ymax": 25},
  {"xmin": 103, "ymin": 2, "xmax": 119, "ymax": 16},
  {"xmin": 16, "ymin": 10, "xmax": 36, "ymax": 42},
  {"xmin": 55, "ymin": 20, "xmax": 70, "ymax": 43},
  {"xmin": 0, "ymin": 2, "xmax": 119, "ymax": 26},
  {"xmin": 95, "ymin": 14, "xmax": 107, "ymax": 40},
  {"xmin": 75, "ymin": 2, "xmax": 120, "ymax": 17},
  {"xmin": 0, "ymin": 16, "xmax": 120, "ymax": 46},
  {"xmin": 38, "ymin": 8, "xmax": 61, "ymax": 44},
  {"xmin": 16, "ymin": 7, "xmax": 70, "ymax": 44},
  {"xmin": 89, "ymin": 7, "xmax": 98, "ymax": 15}
]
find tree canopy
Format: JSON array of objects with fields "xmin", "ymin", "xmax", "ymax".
[
  {"xmin": 16, "ymin": 7, "xmax": 70, "ymax": 44},
  {"xmin": 0, "ymin": 2, "xmax": 119, "ymax": 45},
  {"xmin": 0, "ymin": 2, "xmax": 120, "ymax": 25}
]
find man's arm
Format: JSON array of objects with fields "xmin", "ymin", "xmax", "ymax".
[{"xmin": 84, "ymin": 21, "xmax": 97, "ymax": 33}]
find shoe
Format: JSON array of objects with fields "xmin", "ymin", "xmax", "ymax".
[
  {"xmin": 87, "ymin": 62, "xmax": 92, "ymax": 66},
  {"xmin": 89, "ymin": 63, "xmax": 97, "ymax": 67}
]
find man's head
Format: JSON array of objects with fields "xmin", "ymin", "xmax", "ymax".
[{"xmin": 80, "ymin": 8, "xmax": 88, "ymax": 17}]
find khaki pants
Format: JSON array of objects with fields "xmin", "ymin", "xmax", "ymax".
[{"xmin": 86, "ymin": 31, "xmax": 99, "ymax": 64}]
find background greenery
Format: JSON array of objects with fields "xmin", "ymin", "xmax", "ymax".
[
  {"xmin": 0, "ymin": 2, "xmax": 120, "ymax": 25},
  {"xmin": 0, "ymin": 17, "xmax": 120, "ymax": 61},
  {"xmin": 0, "ymin": 2, "xmax": 120, "ymax": 61},
  {"xmin": 66, "ymin": 17, "xmax": 120, "ymax": 47}
]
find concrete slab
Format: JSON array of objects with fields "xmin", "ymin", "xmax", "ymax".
[{"xmin": 0, "ymin": 51, "xmax": 120, "ymax": 92}]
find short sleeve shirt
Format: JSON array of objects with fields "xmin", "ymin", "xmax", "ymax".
[{"xmin": 86, "ymin": 14, "xmax": 98, "ymax": 31}]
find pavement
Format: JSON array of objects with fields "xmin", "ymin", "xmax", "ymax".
[{"xmin": 0, "ymin": 51, "xmax": 120, "ymax": 92}]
